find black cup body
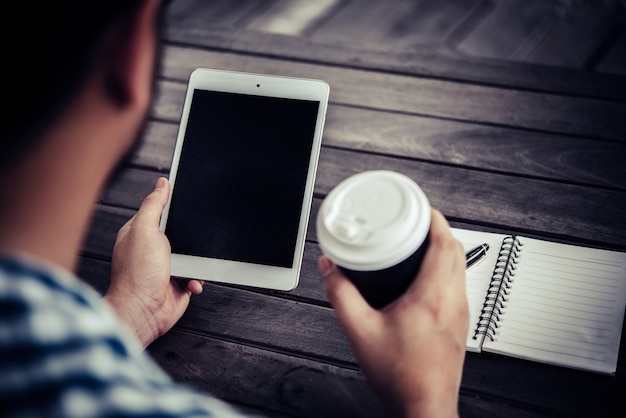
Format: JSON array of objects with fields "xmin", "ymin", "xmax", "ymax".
[{"xmin": 339, "ymin": 235, "xmax": 430, "ymax": 309}]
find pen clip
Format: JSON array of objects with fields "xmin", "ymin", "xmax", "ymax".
[{"xmin": 466, "ymin": 243, "xmax": 489, "ymax": 271}]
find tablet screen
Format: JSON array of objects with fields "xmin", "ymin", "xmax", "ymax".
[{"xmin": 165, "ymin": 89, "xmax": 320, "ymax": 268}]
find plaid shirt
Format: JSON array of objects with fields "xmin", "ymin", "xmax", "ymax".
[{"xmin": 0, "ymin": 254, "xmax": 253, "ymax": 417}]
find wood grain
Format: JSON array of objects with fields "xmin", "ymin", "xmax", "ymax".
[
  {"xmin": 101, "ymin": 153, "xmax": 626, "ymax": 248},
  {"xmin": 369, "ymin": 0, "xmax": 489, "ymax": 46},
  {"xmin": 595, "ymin": 26, "xmax": 626, "ymax": 75},
  {"xmin": 305, "ymin": 0, "xmax": 408, "ymax": 42},
  {"xmin": 156, "ymin": 48, "xmax": 626, "ymax": 142},
  {"xmin": 166, "ymin": 0, "xmax": 266, "ymax": 29},
  {"xmin": 163, "ymin": 18, "xmax": 626, "ymax": 100},
  {"xmin": 150, "ymin": 328, "xmax": 385, "ymax": 418},
  {"xmin": 138, "ymin": 112, "xmax": 626, "ymax": 191},
  {"xmin": 527, "ymin": 2, "xmax": 620, "ymax": 69},
  {"xmin": 457, "ymin": 0, "xmax": 554, "ymax": 59}
]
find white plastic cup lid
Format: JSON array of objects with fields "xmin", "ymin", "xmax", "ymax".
[{"xmin": 317, "ymin": 170, "xmax": 431, "ymax": 271}]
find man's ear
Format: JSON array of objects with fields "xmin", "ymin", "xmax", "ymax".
[{"xmin": 100, "ymin": 0, "xmax": 161, "ymax": 110}]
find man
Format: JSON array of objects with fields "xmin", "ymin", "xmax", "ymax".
[{"xmin": 0, "ymin": 1, "xmax": 468, "ymax": 417}]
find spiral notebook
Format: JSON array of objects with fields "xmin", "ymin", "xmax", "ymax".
[{"xmin": 452, "ymin": 228, "xmax": 626, "ymax": 375}]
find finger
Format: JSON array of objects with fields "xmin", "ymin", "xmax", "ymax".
[
  {"xmin": 319, "ymin": 256, "xmax": 377, "ymax": 335},
  {"xmin": 403, "ymin": 210, "xmax": 457, "ymax": 299},
  {"xmin": 187, "ymin": 280, "xmax": 204, "ymax": 295},
  {"xmin": 116, "ymin": 214, "xmax": 137, "ymax": 239},
  {"xmin": 172, "ymin": 277, "xmax": 193, "ymax": 294},
  {"xmin": 133, "ymin": 177, "xmax": 170, "ymax": 230},
  {"xmin": 450, "ymin": 237, "xmax": 466, "ymax": 287},
  {"xmin": 448, "ymin": 239, "xmax": 470, "ymax": 336},
  {"xmin": 449, "ymin": 237, "xmax": 468, "ymax": 304},
  {"xmin": 430, "ymin": 209, "xmax": 455, "ymax": 247}
]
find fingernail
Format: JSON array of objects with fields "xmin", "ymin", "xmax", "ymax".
[
  {"xmin": 318, "ymin": 256, "xmax": 334, "ymax": 276},
  {"xmin": 155, "ymin": 177, "xmax": 166, "ymax": 190}
]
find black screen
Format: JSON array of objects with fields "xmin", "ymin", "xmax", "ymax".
[{"xmin": 165, "ymin": 89, "xmax": 319, "ymax": 268}]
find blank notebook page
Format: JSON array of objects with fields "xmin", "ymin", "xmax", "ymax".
[{"xmin": 482, "ymin": 237, "xmax": 626, "ymax": 374}]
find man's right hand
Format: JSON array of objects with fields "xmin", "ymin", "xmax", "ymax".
[{"xmin": 319, "ymin": 209, "xmax": 468, "ymax": 418}]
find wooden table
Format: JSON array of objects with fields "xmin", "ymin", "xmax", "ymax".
[{"xmin": 80, "ymin": 2, "xmax": 626, "ymax": 417}]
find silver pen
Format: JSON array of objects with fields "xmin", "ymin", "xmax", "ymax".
[{"xmin": 466, "ymin": 243, "xmax": 489, "ymax": 271}]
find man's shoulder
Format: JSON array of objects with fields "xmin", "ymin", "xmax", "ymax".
[
  {"xmin": 0, "ymin": 254, "xmax": 253, "ymax": 417},
  {"xmin": 0, "ymin": 253, "xmax": 103, "ymax": 319},
  {"xmin": 0, "ymin": 254, "xmax": 142, "ymax": 413}
]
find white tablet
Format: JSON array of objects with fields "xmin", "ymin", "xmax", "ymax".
[{"xmin": 160, "ymin": 68, "xmax": 329, "ymax": 291}]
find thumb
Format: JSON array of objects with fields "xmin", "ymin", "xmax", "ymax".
[
  {"xmin": 133, "ymin": 177, "xmax": 170, "ymax": 229},
  {"xmin": 319, "ymin": 256, "xmax": 376, "ymax": 333}
]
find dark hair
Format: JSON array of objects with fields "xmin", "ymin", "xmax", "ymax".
[{"xmin": 0, "ymin": 1, "xmax": 147, "ymax": 168}]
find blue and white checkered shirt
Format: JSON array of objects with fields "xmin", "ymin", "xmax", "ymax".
[{"xmin": 0, "ymin": 254, "xmax": 253, "ymax": 417}]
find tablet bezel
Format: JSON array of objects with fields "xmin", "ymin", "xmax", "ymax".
[{"xmin": 159, "ymin": 68, "xmax": 329, "ymax": 291}]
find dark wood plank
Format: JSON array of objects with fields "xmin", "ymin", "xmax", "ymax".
[
  {"xmin": 376, "ymin": 0, "xmax": 493, "ymax": 46},
  {"xmin": 307, "ymin": 0, "xmax": 408, "ymax": 42},
  {"xmin": 595, "ymin": 24, "xmax": 626, "ymax": 75},
  {"xmin": 82, "ymin": 201, "xmax": 626, "ymax": 307},
  {"xmin": 102, "ymin": 147, "xmax": 626, "ymax": 250},
  {"xmin": 82, "ymin": 205, "xmax": 134, "ymax": 256},
  {"xmin": 156, "ymin": 52, "xmax": 626, "ymax": 142},
  {"xmin": 353, "ymin": 0, "xmax": 436, "ymax": 44},
  {"xmin": 166, "ymin": 0, "xmax": 266, "ymax": 29},
  {"xmin": 245, "ymin": 0, "xmax": 343, "ymax": 36},
  {"xmin": 139, "ymin": 111, "xmax": 626, "ymax": 192},
  {"xmin": 76, "ymin": 254, "xmax": 111, "ymax": 296},
  {"xmin": 100, "ymin": 168, "xmax": 161, "ymax": 210},
  {"xmin": 460, "ymin": 349, "xmax": 626, "ymax": 418},
  {"xmin": 150, "ymin": 329, "xmax": 385, "ymax": 418},
  {"xmin": 313, "ymin": 148, "xmax": 626, "ymax": 248},
  {"xmin": 149, "ymin": 328, "xmax": 558, "ymax": 418},
  {"xmin": 163, "ymin": 13, "xmax": 626, "ymax": 100},
  {"xmin": 179, "ymin": 283, "xmax": 352, "ymax": 363},
  {"xmin": 527, "ymin": 2, "xmax": 620, "ymax": 69},
  {"xmin": 320, "ymin": 106, "xmax": 626, "ymax": 190},
  {"xmin": 457, "ymin": 0, "xmax": 554, "ymax": 59},
  {"xmin": 508, "ymin": 9, "xmax": 561, "ymax": 62},
  {"xmin": 130, "ymin": 121, "xmax": 177, "ymax": 171}
]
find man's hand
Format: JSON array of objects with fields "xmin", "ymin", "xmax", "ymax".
[
  {"xmin": 319, "ymin": 209, "xmax": 468, "ymax": 418},
  {"xmin": 104, "ymin": 177, "xmax": 203, "ymax": 348}
]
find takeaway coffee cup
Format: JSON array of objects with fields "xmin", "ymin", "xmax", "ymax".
[{"xmin": 317, "ymin": 170, "xmax": 431, "ymax": 309}]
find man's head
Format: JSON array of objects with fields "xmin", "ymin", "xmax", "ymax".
[
  {"xmin": 1, "ymin": 0, "xmax": 163, "ymax": 171},
  {"xmin": 0, "ymin": 0, "xmax": 165, "ymax": 270}
]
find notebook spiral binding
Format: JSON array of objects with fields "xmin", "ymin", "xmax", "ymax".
[{"xmin": 472, "ymin": 236, "xmax": 523, "ymax": 342}]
